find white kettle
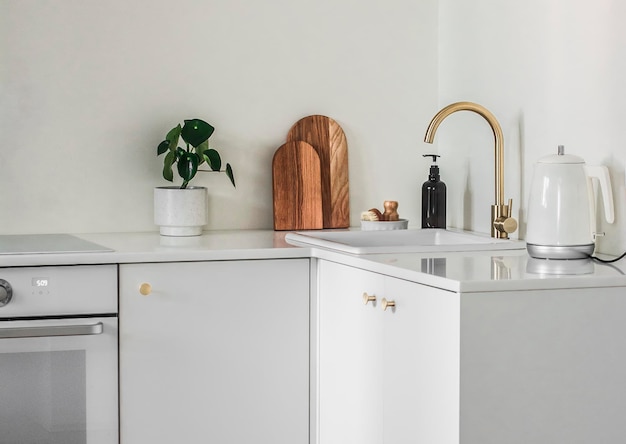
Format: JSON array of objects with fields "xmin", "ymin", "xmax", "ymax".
[{"xmin": 526, "ymin": 145, "xmax": 614, "ymax": 259}]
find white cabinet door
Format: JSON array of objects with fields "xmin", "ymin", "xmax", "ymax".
[
  {"xmin": 317, "ymin": 260, "xmax": 385, "ymax": 444},
  {"xmin": 383, "ymin": 276, "xmax": 460, "ymax": 444},
  {"xmin": 317, "ymin": 261, "xmax": 460, "ymax": 444},
  {"xmin": 119, "ymin": 259, "xmax": 310, "ymax": 444}
]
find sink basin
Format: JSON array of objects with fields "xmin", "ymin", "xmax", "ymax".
[{"xmin": 285, "ymin": 228, "xmax": 525, "ymax": 254}]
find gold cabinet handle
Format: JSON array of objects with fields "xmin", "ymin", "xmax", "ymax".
[
  {"xmin": 139, "ymin": 283, "xmax": 152, "ymax": 296},
  {"xmin": 362, "ymin": 292, "xmax": 376, "ymax": 305},
  {"xmin": 382, "ymin": 298, "xmax": 395, "ymax": 311}
]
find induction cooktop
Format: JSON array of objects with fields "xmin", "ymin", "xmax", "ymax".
[{"xmin": 0, "ymin": 234, "xmax": 113, "ymax": 255}]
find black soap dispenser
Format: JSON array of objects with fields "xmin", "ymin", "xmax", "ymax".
[{"xmin": 421, "ymin": 154, "xmax": 446, "ymax": 228}]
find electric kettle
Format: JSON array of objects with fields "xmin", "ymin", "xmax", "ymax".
[{"xmin": 526, "ymin": 145, "xmax": 614, "ymax": 259}]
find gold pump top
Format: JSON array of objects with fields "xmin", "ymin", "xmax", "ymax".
[{"xmin": 424, "ymin": 101, "xmax": 504, "ymax": 206}]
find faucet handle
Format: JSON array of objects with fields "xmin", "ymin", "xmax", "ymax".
[
  {"xmin": 497, "ymin": 216, "xmax": 518, "ymax": 235},
  {"xmin": 492, "ymin": 199, "xmax": 518, "ymax": 238}
]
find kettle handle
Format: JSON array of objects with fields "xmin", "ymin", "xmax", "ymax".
[{"xmin": 584, "ymin": 165, "xmax": 615, "ymax": 224}]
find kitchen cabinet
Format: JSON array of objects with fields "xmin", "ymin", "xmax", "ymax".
[
  {"xmin": 119, "ymin": 259, "xmax": 310, "ymax": 444},
  {"xmin": 6, "ymin": 231, "xmax": 626, "ymax": 443},
  {"xmin": 316, "ymin": 260, "xmax": 460, "ymax": 444},
  {"xmin": 317, "ymin": 260, "xmax": 385, "ymax": 444},
  {"xmin": 317, "ymin": 259, "xmax": 626, "ymax": 444},
  {"xmin": 460, "ymin": 287, "xmax": 626, "ymax": 444},
  {"xmin": 382, "ymin": 275, "xmax": 460, "ymax": 444}
]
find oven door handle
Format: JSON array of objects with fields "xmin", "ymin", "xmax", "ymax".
[{"xmin": 0, "ymin": 322, "xmax": 103, "ymax": 339}]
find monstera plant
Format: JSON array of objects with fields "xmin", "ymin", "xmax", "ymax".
[{"xmin": 157, "ymin": 118, "xmax": 235, "ymax": 189}]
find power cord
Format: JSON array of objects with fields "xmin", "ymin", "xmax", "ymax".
[{"xmin": 588, "ymin": 251, "xmax": 626, "ymax": 264}]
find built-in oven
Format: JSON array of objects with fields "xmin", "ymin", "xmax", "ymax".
[{"xmin": 0, "ymin": 264, "xmax": 118, "ymax": 444}]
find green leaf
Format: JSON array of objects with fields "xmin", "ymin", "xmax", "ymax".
[
  {"xmin": 204, "ymin": 149, "xmax": 222, "ymax": 171},
  {"xmin": 163, "ymin": 150, "xmax": 176, "ymax": 182},
  {"xmin": 165, "ymin": 124, "xmax": 181, "ymax": 151},
  {"xmin": 176, "ymin": 146, "xmax": 186, "ymax": 159},
  {"xmin": 195, "ymin": 140, "xmax": 209, "ymax": 165},
  {"xmin": 226, "ymin": 163, "xmax": 236, "ymax": 188},
  {"xmin": 157, "ymin": 140, "xmax": 169, "ymax": 156},
  {"xmin": 177, "ymin": 152, "xmax": 199, "ymax": 182},
  {"xmin": 181, "ymin": 119, "xmax": 214, "ymax": 148}
]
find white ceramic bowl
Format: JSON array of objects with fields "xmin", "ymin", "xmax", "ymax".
[{"xmin": 360, "ymin": 219, "xmax": 408, "ymax": 231}]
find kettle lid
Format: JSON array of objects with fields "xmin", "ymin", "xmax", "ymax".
[{"xmin": 537, "ymin": 145, "xmax": 585, "ymax": 164}]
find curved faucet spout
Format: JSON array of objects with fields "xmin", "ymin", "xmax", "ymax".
[
  {"xmin": 424, "ymin": 101, "xmax": 504, "ymax": 206},
  {"xmin": 423, "ymin": 101, "xmax": 517, "ymax": 239}
]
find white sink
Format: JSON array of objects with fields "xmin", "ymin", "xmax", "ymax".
[{"xmin": 285, "ymin": 228, "xmax": 525, "ymax": 254}]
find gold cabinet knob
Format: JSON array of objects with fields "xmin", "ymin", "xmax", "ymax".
[
  {"xmin": 362, "ymin": 292, "xmax": 376, "ymax": 305},
  {"xmin": 139, "ymin": 283, "xmax": 152, "ymax": 296},
  {"xmin": 382, "ymin": 298, "xmax": 395, "ymax": 311}
]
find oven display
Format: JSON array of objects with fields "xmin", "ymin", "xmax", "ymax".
[
  {"xmin": 31, "ymin": 277, "xmax": 51, "ymax": 295},
  {"xmin": 32, "ymin": 278, "xmax": 49, "ymax": 287}
]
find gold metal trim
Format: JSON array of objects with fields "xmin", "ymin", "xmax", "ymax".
[
  {"xmin": 139, "ymin": 283, "xmax": 152, "ymax": 296},
  {"xmin": 382, "ymin": 298, "xmax": 395, "ymax": 311},
  {"xmin": 424, "ymin": 101, "xmax": 517, "ymax": 239},
  {"xmin": 362, "ymin": 292, "xmax": 376, "ymax": 305}
]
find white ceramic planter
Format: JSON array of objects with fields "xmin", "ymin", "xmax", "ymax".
[{"xmin": 154, "ymin": 186, "xmax": 208, "ymax": 236}]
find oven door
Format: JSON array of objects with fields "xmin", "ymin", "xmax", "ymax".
[{"xmin": 0, "ymin": 316, "xmax": 118, "ymax": 444}]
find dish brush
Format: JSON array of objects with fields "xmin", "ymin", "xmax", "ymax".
[{"xmin": 361, "ymin": 208, "xmax": 383, "ymax": 221}]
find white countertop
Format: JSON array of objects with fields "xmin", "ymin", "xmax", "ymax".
[
  {"xmin": 0, "ymin": 231, "xmax": 307, "ymax": 266},
  {"xmin": 1, "ymin": 230, "xmax": 625, "ymax": 293}
]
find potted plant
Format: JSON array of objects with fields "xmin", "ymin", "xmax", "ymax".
[{"xmin": 154, "ymin": 118, "xmax": 236, "ymax": 236}]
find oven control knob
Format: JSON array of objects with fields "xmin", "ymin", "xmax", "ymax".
[{"xmin": 0, "ymin": 279, "xmax": 13, "ymax": 307}]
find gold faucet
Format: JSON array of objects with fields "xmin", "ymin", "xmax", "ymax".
[{"xmin": 423, "ymin": 101, "xmax": 517, "ymax": 239}]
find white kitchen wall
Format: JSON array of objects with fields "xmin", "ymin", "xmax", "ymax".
[
  {"xmin": 6, "ymin": 0, "xmax": 623, "ymax": 254},
  {"xmin": 438, "ymin": 0, "xmax": 626, "ymax": 255},
  {"xmin": 0, "ymin": 0, "xmax": 438, "ymax": 234}
]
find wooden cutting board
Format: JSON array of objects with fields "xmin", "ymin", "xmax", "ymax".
[
  {"xmin": 287, "ymin": 115, "xmax": 349, "ymax": 229},
  {"xmin": 272, "ymin": 141, "xmax": 323, "ymax": 230}
]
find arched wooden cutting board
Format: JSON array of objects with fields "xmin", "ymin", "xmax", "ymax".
[
  {"xmin": 287, "ymin": 115, "xmax": 349, "ymax": 229},
  {"xmin": 272, "ymin": 141, "xmax": 323, "ymax": 230}
]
